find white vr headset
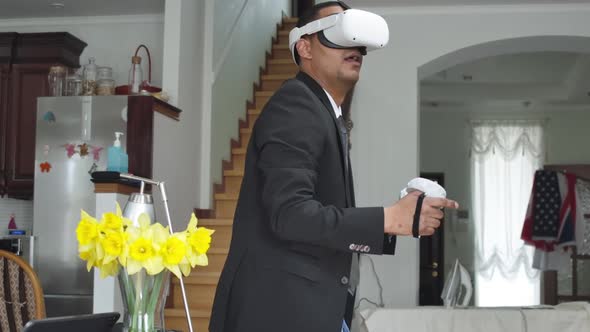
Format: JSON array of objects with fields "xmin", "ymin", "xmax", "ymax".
[{"xmin": 289, "ymin": 9, "xmax": 389, "ymax": 64}]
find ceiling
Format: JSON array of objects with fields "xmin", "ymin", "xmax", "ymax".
[
  {"xmin": 347, "ymin": 0, "xmax": 590, "ymax": 7},
  {"xmin": 420, "ymin": 52, "xmax": 590, "ymax": 111},
  {"xmin": 0, "ymin": 0, "xmax": 164, "ymax": 19}
]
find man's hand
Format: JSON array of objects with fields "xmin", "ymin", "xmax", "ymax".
[{"xmin": 384, "ymin": 191, "xmax": 459, "ymax": 236}]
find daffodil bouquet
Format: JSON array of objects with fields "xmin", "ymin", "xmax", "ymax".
[
  {"xmin": 76, "ymin": 203, "xmax": 214, "ymax": 280},
  {"xmin": 76, "ymin": 204, "xmax": 214, "ymax": 331}
]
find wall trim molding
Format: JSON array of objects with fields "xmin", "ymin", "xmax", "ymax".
[
  {"xmin": 212, "ymin": 0, "xmax": 250, "ymax": 82},
  {"xmin": 361, "ymin": 3, "xmax": 590, "ymax": 15},
  {"xmin": 0, "ymin": 14, "xmax": 164, "ymax": 28},
  {"xmin": 199, "ymin": 0, "xmax": 215, "ymax": 209}
]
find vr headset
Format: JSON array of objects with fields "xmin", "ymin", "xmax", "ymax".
[{"xmin": 289, "ymin": 8, "xmax": 389, "ymax": 64}]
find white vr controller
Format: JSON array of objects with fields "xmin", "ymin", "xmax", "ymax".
[
  {"xmin": 400, "ymin": 177, "xmax": 447, "ymax": 199},
  {"xmin": 400, "ymin": 177, "xmax": 447, "ymax": 238}
]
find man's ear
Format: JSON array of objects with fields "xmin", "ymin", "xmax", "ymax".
[{"xmin": 295, "ymin": 38, "xmax": 312, "ymax": 61}]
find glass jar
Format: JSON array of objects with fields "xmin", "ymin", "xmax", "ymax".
[
  {"xmin": 128, "ymin": 56, "xmax": 143, "ymax": 94},
  {"xmin": 82, "ymin": 57, "xmax": 97, "ymax": 95},
  {"xmin": 66, "ymin": 72, "xmax": 83, "ymax": 96},
  {"xmin": 96, "ymin": 66, "xmax": 115, "ymax": 96},
  {"xmin": 48, "ymin": 66, "xmax": 66, "ymax": 96}
]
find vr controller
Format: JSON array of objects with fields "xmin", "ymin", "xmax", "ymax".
[{"xmin": 400, "ymin": 178, "xmax": 447, "ymax": 238}]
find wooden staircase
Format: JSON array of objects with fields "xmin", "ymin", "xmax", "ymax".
[{"xmin": 164, "ymin": 16, "xmax": 299, "ymax": 332}]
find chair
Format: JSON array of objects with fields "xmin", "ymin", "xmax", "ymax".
[{"xmin": 0, "ymin": 250, "xmax": 46, "ymax": 331}]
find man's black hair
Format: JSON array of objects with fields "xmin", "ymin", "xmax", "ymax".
[{"xmin": 293, "ymin": 1, "xmax": 351, "ymax": 65}]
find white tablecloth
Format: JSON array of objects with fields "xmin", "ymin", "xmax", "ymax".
[{"xmin": 358, "ymin": 302, "xmax": 590, "ymax": 332}]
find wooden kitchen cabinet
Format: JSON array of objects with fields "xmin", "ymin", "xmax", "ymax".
[{"xmin": 0, "ymin": 32, "xmax": 86, "ymax": 199}]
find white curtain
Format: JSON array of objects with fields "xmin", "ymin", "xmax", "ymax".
[{"xmin": 470, "ymin": 120, "xmax": 544, "ymax": 307}]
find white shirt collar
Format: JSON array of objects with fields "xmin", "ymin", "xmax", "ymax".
[{"xmin": 323, "ymin": 88, "xmax": 342, "ymax": 118}]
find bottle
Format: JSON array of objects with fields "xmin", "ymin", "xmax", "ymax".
[
  {"xmin": 128, "ymin": 56, "xmax": 143, "ymax": 94},
  {"xmin": 83, "ymin": 57, "xmax": 97, "ymax": 95},
  {"xmin": 48, "ymin": 66, "xmax": 66, "ymax": 96},
  {"xmin": 107, "ymin": 132, "xmax": 129, "ymax": 173}
]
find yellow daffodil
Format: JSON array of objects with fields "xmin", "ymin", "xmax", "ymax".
[
  {"xmin": 185, "ymin": 213, "xmax": 215, "ymax": 268},
  {"xmin": 98, "ymin": 258, "xmax": 120, "ymax": 278},
  {"xmin": 77, "ymin": 207, "xmax": 213, "ymax": 278},
  {"xmin": 160, "ymin": 234, "xmax": 190, "ymax": 279},
  {"xmin": 79, "ymin": 249, "xmax": 97, "ymax": 272},
  {"xmin": 100, "ymin": 230, "xmax": 126, "ymax": 265},
  {"xmin": 125, "ymin": 221, "xmax": 166, "ymax": 275},
  {"xmin": 76, "ymin": 210, "xmax": 99, "ymax": 245},
  {"xmin": 100, "ymin": 212, "xmax": 123, "ymax": 232}
]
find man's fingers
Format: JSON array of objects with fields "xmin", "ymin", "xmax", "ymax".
[
  {"xmin": 427, "ymin": 197, "xmax": 459, "ymax": 209},
  {"xmin": 422, "ymin": 206, "xmax": 444, "ymax": 219},
  {"xmin": 420, "ymin": 226, "xmax": 435, "ymax": 236},
  {"xmin": 424, "ymin": 217, "xmax": 441, "ymax": 229}
]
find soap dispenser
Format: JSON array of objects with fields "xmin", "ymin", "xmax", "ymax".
[{"xmin": 107, "ymin": 132, "xmax": 129, "ymax": 173}]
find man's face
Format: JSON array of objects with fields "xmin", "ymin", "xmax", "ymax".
[{"xmin": 305, "ymin": 6, "xmax": 363, "ymax": 86}]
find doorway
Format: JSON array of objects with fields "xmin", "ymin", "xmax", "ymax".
[{"xmin": 419, "ymin": 48, "xmax": 590, "ymax": 306}]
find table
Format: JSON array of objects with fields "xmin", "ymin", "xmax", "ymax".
[{"xmin": 358, "ymin": 302, "xmax": 590, "ymax": 332}]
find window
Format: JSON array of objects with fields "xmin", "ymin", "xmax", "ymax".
[{"xmin": 470, "ymin": 121, "xmax": 544, "ymax": 306}]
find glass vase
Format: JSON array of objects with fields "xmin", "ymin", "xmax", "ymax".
[{"xmin": 118, "ymin": 269, "xmax": 170, "ymax": 332}]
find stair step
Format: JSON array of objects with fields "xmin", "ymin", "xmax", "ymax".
[
  {"xmin": 199, "ymin": 217, "xmax": 233, "ymax": 248},
  {"xmin": 256, "ymin": 91, "xmax": 274, "ymax": 97},
  {"xmin": 165, "ymin": 308, "xmax": 210, "ymax": 318},
  {"xmin": 216, "ymin": 199, "xmax": 237, "ymax": 219},
  {"xmin": 282, "ymin": 21, "xmax": 297, "ymax": 31},
  {"xmin": 164, "ymin": 308, "xmax": 210, "ymax": 332},
  {"xmin": 254, "ymin": 90, "xmax": 276, "ymax": 108},
  {"xmin": 277, "ymin": 31, "xmax": 289, "ymax": 44},
  {"xmin": 171, "ymin": 282, "xmax": 218, "ymax": 311},
  {"xmin": 174, "ymin": 271, "xmax": 221, "ymax": 285},
  {"xmin": 283, "ymin": 17, "xmax": 298, "ymax": 24},
  {"xmin": 260, "ymin": 74, "xmax": 291, "ymax": 91},
  {"xmin": 215, "ymin": 192, "xmax": 239, "ymax": 200},
  {"xmin": 261, "ymin": 74, "xmax": 292, "ymax": 80},
  {"xmin": 248, "ymin": 113, "xmax": 259, "ymax": 126},
  {"xmin": 194, "ymin": 248, "xmax": 229, "ymax": 273},
  {"xmin": 247, "ymin": 108, "xmax": 262, "ymax": 115},
  {"xmin": 268, "ymin": 58, "xmax": 294, "ymax": 65},
  {"xmin": 232, "ymin": 147, "xmax": 246, "ymax": 155},
  {"xmin": 215, "ymin": 193, "xmax": 238, "ymax": 201},
  {"xmin": 222, "ymin": 175, "xmax": 243, "ymax": 195},
  {"xmin": 198, "ymin": 218, "xmax": 233, "ymax": 227},
  {"xmin": 230, "ymin": 152, "xmax": 246, "ymax": 171},
  {"xmin": 271, "ymin": 45, "xmax": 292, "ymax": 59},
  {"xmin": 272, "ymin": 44, "xmax": 289, "ymax": 50},
  {"xmin": 240, "ymin": 127, "xmax": 252, "ymax": 134},
  {"xmin": 223, "ymin": 169, "xmax": 244, "ymax": 177}
]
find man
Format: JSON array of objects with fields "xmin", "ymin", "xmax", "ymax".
[{"xmin": 209, "ymin": 2, "xmax": 459, "ymax": 331}]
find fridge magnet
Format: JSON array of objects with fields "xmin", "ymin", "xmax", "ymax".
[
  {"xmin": 42, "ymin": 111, "xmax": 56, "ymax": 123},
  {"xmin": 40, "ymin": 162, "xmax": 52, "ymax": 173},
  {"xmin": 43, "ymin": 144, "xmax": 50, "ymax": 157},
  {"xmin": 63, "ymin": 143, "xmax": 77, "ymax": 158},
  {"xmin": 78, "ymin": 143, "xmax": 89, "ymax": 157},
  {"xmin": 90, "ymin": 146, "xmax": 104, "ymax": 162},
  {"xmin": 88, "ymin": 162, "xmax": 98, "ymax": 175}
]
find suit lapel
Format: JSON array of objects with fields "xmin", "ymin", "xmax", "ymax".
[{"xmin": 295, "ymin": 72, "xmax": 352, "ymax": 207}]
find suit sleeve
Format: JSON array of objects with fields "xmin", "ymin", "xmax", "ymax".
[{"xmin": 255, "ymin": 84, "xmax": 386, "ymax": 254}]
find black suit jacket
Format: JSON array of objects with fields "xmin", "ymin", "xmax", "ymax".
[{"xmin": 209, "ymin": 72, "xmax": 396, "ymax": 332}]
